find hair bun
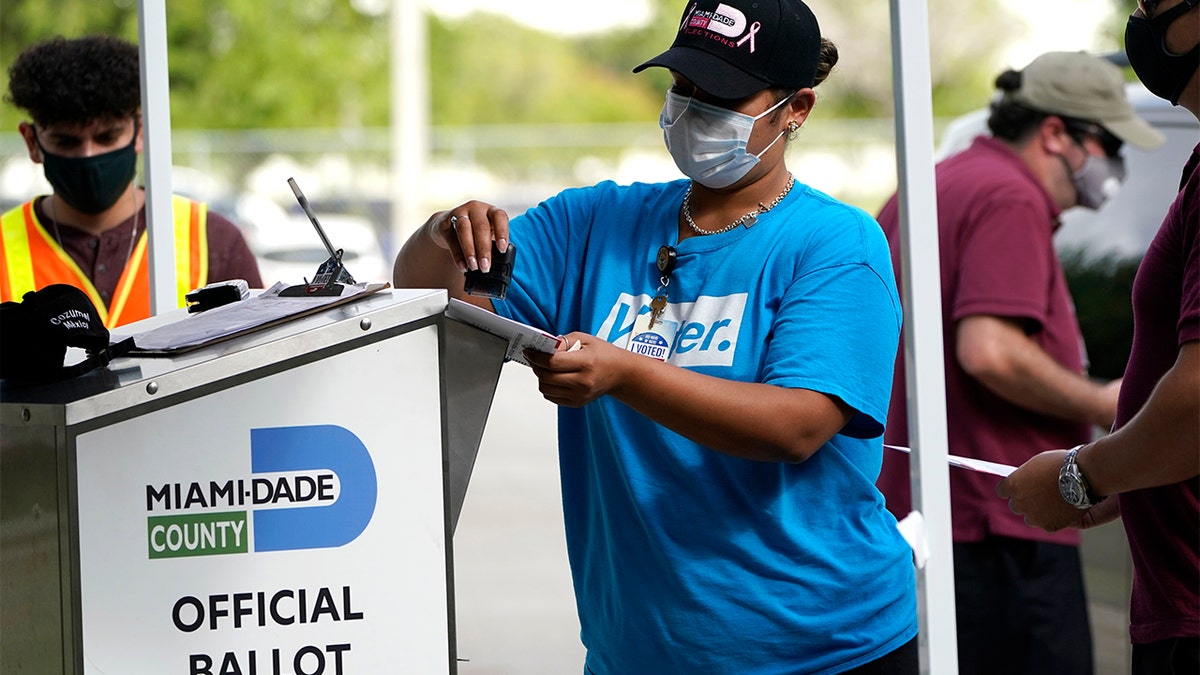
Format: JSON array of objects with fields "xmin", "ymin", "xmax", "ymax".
[{"xmin": 994, "ymin": 69, "xmax": 1022, "ymax": 92}]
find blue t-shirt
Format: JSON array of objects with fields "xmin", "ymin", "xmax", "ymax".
[{"xmin": 495, "ymin": 179, "xmax": 917, "ymax": 674}]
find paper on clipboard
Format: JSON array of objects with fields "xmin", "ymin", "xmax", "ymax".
[
  {"xmin": 444, "ymin": 298, "xmax": 564, "ymax": 366},
  {"xmin": 884, "ymin": 444, "xmax": 1016, "ymax": 478},
  {"xmin": 128, "ymin": 281, "xmax": 388, "ymax": 353}
]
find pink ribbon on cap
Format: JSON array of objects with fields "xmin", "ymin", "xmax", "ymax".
[{"xmin": 737, "ymin": 21, "xmax": 761, "ymax": 52}]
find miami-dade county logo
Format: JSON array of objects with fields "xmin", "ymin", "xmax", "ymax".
[
  {"xmin": 145, "ymin": 425, "xmax": 377, "ymax": 559},
  {"xmin": 681, "ymin": 3, "xmax": 761, "ymax": 53}
]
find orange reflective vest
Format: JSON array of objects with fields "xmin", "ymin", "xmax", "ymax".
[{"xmin": 0, "ymin": 195, "xmax": 208, "ymax": 327}]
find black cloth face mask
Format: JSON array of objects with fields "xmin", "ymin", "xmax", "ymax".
[
  {"xmin": 1125, "ymin": 0, "xmax": 1200, "ymax": 106},
  {"xmin": 36, "ymin": 120, "xmax": 139, "ymax": 215}
]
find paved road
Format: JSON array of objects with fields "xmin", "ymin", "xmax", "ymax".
[{"xmin": 453, "ymin": 363, "xmax": 585, "ymax": 674}]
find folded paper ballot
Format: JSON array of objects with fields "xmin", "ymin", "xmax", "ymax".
[
  {"xmin": 884, "ymin": 444, "xmax": 1016, "ymax": 477},
  {"xmin": 444, "ymin": 299, "xmax": 563, "ymax": 366}
]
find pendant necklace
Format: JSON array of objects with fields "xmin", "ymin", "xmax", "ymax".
[
  {"xmin": 47, "ymin": 191, "xmax": 140, "ymax": 269},
  {"xmin": 682, "ymin": 173, "xmax": 795, "ymax": 236}
]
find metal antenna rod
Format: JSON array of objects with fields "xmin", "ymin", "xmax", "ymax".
[{"xmin": 287, "ymin": 177, "xmax": 339, "ymax": 260}]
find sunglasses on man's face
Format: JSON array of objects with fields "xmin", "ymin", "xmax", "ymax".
[{"xmin": 1064, "ymin": 121, "xmax": 1124, "ymax": 158}]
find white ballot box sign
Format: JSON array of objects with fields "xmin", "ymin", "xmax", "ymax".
[
  {"xmin": 76, "ymin": 330, "xmax": 443, "ymax": 673},
  {"xmin": 2, "ymin": 289, "xmax": 508, "ymax": 674}
]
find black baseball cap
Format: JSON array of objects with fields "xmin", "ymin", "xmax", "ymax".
[
  {"xmin": 634, "ymin": 0, "xmax": 822, "ymax": 100},
  {"xmin": 0, "ymin": 284, "xmax": 116, "ymax": 383}
]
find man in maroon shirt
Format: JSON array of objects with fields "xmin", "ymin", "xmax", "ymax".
[
  {"xmin": 1000, "ymin": 2, "xmax": 1199, "ymax": 673},
  {"xmin": 876, "ymin": 51, "xmax": 1163, "ymax": 675}
]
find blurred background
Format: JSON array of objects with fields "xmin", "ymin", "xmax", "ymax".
[
  {"xmin": 2, "ymin": 1, "xmax": 1195, "ymax": 672},
  {"xmin": 0, "ymin": 0, "xmax": 1143, "ymax": 273}
]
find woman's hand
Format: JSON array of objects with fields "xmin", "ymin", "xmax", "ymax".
[
  {"xmin": 430, "ymin": 201, "xmax": 511, "ymax": 274},
  {"xmin": 524, "ymin": 331, "xmax": 852, "ymax": 463},
  {"xmin": 524, "ymin": 332, "xmax": 631, "ymax": 407}
]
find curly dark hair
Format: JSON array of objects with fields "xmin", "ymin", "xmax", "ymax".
[{"xmin": 5, "ymin": 35, "xmax": 141, "ymax": 128}]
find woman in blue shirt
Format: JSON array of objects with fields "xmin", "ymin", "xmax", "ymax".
[{"xmin": 394, "ymin": 1, "xmax": 917, "ymax": 672}]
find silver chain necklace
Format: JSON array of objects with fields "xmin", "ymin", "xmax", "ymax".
[
  {"xmin": 682, "ymin": 173, "xmax": 795, "ymax": 236},
  {"xmin": 47, "ymin": 191, "xmax": 140, "ymax": 269}
]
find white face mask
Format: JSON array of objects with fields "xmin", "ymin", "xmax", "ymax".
[
  {"xmin": 1068, "ymin": 153, "xmax": 1126, "ymax": 210},
  {"xmin": 660, "ymin": 90, "xmax": 793, "ymax": 189}
]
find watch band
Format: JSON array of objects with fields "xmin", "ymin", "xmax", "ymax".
[{"xmin": 1059, "ymin": 445, "xmax": 1105, "ymax": 509}]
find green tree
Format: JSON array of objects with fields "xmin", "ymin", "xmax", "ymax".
[
  {"xmin": 1, "ymin": 0, "xmax": 394, "ymax": 129},
  {"xmin": 812, "ymin": 1, "xmax": 1022, "ymax": 118},
  {"xmin": 1105, "ymin": 0, "xmax": 1134, "ymax": 48},
  {"xmin": 1061, "ymin": 248, "xmax": 1140, "ymax": 381},
  {"xmin": 0, "ymin": 0, "xmax": 664, "ymax": 131},
  {"xmin": 2, "ymin": 0, "xmax": 1060, "ymax": 131},
  {"xmin": 578, "ymin": 0, "xmax": 1039, "ymax": 119},
  {"xmin": 428, "ymin": 13, "xmax": 661, "ymax": 126}
]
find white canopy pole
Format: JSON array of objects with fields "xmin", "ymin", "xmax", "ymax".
[
  {"xmin": 391, "ymin": 0, "xmax": 430, "ymax": 253},
  {"xmin": 137, "ymin": 0, "xmax": 177, "ymax": 315},
  {"xmin": 888, "ymin": 1, "xmax": 958, "ymax": 672}
]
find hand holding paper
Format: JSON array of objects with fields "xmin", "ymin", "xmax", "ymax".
[{"xmin": 444, "ymin": 298, "xmax": 562, "ymax": 366}]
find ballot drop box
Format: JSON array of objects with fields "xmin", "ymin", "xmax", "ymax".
[{"xmin": 1, "ymin": 288, "xmax": 509, "ymax": 674}]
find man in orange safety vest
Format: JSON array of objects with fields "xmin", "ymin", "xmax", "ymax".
[{"xmin": 1, "ymin": 34, "xmax": 261, "ymax": 328}]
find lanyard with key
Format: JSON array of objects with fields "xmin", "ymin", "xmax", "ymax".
[{"xmin": 649, "ymin": 245, "xmax": 676, "ymax": 328}]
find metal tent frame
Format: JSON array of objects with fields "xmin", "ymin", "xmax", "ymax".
[{"xmin": 135, "ymin": 1, "xmax": 959, "ymax": 670}]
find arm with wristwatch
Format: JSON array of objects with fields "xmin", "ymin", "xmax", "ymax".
[{"xmin": 997, "ymin": 341, "xmax": 1200, "ymax": 532}]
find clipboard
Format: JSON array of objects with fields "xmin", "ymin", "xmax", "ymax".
[{"xmin": 128, "ymin": 282, "xmax": 390, "ymax": 355}]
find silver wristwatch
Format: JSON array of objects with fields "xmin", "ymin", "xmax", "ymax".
[{"xmin": 1059, "ymin": 445, "xmax": 1105, "ymax": 509}]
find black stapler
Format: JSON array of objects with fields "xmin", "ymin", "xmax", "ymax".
[
  {"xmin": 186, "ymin": 279, "xmax": 249, "ymax": 312},
  {"xmin": 464, "ymin": 243, "xmax": 516, "ymax": 300}
]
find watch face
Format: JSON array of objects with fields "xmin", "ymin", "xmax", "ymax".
[{"xmin": 1060, "ymin": 473, "xmax": 1085, "ymax": 507}]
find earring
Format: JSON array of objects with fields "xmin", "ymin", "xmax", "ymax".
[{"xmin": 787, "ymin": 120, "xmax": 801, "ymax": 133}]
